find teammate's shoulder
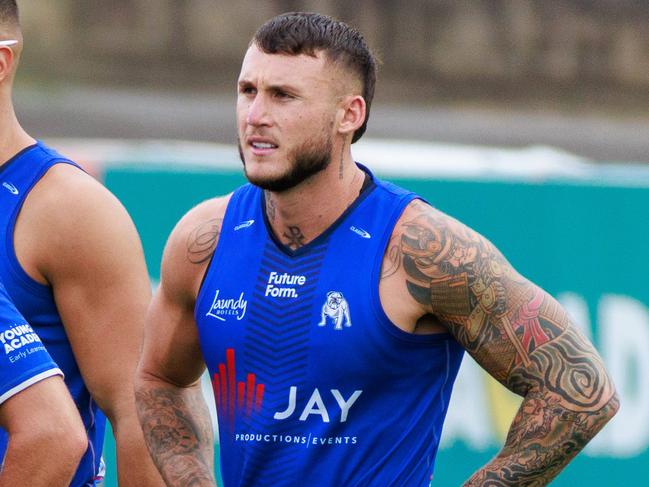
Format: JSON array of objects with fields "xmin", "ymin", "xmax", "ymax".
[
  {"xmin": 41, "ymin": 157, "xmax": 97, "ymax": 186},
  {"xmin": 20, "ymin": 161, "xmax": 135, "ymax": 245},
  {"xmin": 34, "ymin": 160, "xmax": 116, "ymax": 212}
]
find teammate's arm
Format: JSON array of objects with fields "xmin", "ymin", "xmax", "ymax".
[
  {"xmin": 0, "ymin": 376, "xmax": 87, "ymax": 486},
  {"xmin": 21, "ymin": 165, "xmax": 164, "ymax": 486},
  {"xmin": 394, "ymin": 201, "xmax": 619, "ymax": 485},
  {"xmin": 135, "ymin": 198, "xmax": 228, "ymax": 487}
]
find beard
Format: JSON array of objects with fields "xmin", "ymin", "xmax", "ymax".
[{"xmin": 239, "ymin": 133, "xmax": 333, "ymax": 193}]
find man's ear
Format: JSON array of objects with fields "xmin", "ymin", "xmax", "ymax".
[
  {"xmin": 337, "ymin": 95, "xmax": 366, "ymax": 137},
  {"xmin": 0, "ymin": 45, "xmax": 16, "ymax": 83}
]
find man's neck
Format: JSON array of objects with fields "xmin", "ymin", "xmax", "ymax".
[
  {"xmin": 264, "ymin": 161, "xmax": 367, "ymax": 251},
  {"xmin": 0, "ymin": 103, "xmax": 35, "ymax": 167}
]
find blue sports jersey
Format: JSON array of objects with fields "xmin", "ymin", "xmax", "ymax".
[
  {"xmin": 0, "ymin": 280, "xmax": 62, "ymax": 405},
  {"xmin": 0, "ymin": 142, "xmax": 105, "ymax": 486},
  {"xmin": 194, "ymin": 165, "xmax": 464, "ymax": 486}
]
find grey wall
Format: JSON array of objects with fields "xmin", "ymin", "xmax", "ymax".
[{"xmin": 17, "ymin": 1, "xmax": 649, "ymax": 103}]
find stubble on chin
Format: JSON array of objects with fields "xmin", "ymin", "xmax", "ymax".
[{"xmin": 238, "ymin": 134, "xmax": 333, "ymax": 193}]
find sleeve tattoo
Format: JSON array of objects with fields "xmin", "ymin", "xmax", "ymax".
[
  {"xmin": 135, "ymin": 386, "xmax": 216, "ymax": 486},
  {"xmin": 391, "ymin": 204, "xmax": 619, "ymax": 486}
]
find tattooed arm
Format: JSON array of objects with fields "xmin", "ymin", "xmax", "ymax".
[
  {"xmin": 389, "ymin": 201, "xmax": 619, "ymax": 486},
  {"xmin": 135, "ymin": 197, "xmax": 230, "ymax": 486}
]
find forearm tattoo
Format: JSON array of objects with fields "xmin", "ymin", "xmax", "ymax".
[
  {"xmin": 390, "ymin": 204, "xmax": 618, "ymax": 485},
  {"xmin": 187, "ymin": 218, "xmax": 222, "ymax": 264},
  {"xmin": 135, "ymin": 386, "xmax": 216, "ymax": 486}
]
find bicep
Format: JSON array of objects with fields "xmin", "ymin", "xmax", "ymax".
[
  {"xmin": 136, "ymin": 196, "xmax": 228, "ymax": 389},
  {"xmin": 136, "ymin": 205, "xmax": 221, "ymax": 387},
  {"xmin": 46, "ymin": 185, "xmax": 151, "ymax": 411},
  {"xmin": 398, "ymin": 205, "xmax": 615, "ymax": 408},
  {"xmin": 139, "ymin": 283, "xmax": 206, "ymax": 387}
]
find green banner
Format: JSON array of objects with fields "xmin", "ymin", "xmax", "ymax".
[{"xmin": 101, "ymin": 164, "xmax": 649, "ymax": 486}]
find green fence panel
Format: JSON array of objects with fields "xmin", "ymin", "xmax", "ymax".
[{"xmin": 101, "ymin": 165, "xmax": 649, "ymax": 486}]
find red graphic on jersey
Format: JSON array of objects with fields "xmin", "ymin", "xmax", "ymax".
[{"xmin": 212, "ymin": 348, "xmax": 265, "ymax": 429}]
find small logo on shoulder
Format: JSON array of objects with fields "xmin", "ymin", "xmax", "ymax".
[
  {"xmin": 349, "ymin": 226, "xmax": 371, "ymax": 239},
  {"xmin": 234, "ymin": 220, "xmax": 255, "ymax": 231},
  {"xmin": 318, "ymin": 291, "xmax": 352, "ymax": 330},
  {"xmin": 2, "ymin": 182, "xmax": 19, "ymax": 195}
]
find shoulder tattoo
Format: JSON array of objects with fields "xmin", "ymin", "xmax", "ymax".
[{"xmin": 186, "ymin": 218, "xmax": 222, "ymax": 264}]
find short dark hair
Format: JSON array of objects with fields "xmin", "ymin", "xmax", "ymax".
[
  {"xmin": 0, "ymin": 0, "xmax": 18, "ymax": 25},
  {"xmin": 253, "ymin": 12, "xmax": 377, "ymax": 143}
]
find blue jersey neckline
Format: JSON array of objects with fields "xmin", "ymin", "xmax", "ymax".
[{"xmin": 259, "ymin": 163, "xmax": 377, "ymax": 258}]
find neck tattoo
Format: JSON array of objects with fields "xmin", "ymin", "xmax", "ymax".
[
  {"xmin": 265, "ymin": 191, "xmax": 276, "ymax": 222},
  {"xmin": 283, "ymin": 226, "xmax": 306, "ymax": 250}
]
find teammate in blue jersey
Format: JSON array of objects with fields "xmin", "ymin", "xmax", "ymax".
[
  {"xmin": 0, "ymin": 280, "xmax": 87, "ymax": 485},
  {"xmin": 0, "ymin": 2, "xmax": 163, "ymax": 485},
  {"xmin": 136, "ymin": 12, "xmax": 619, "ymax": 487}
]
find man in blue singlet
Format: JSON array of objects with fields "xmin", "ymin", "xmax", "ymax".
[
  {"xmin": 136, "ymin": 12, "xmax": 618, "ymax": 486},
  {"xmin": 0, "ymin": 2, "xmax": 163, "ymax": 485},
  {"xmin": 0, "ymin": 280, "xmax": 87, "ymax": 485}
]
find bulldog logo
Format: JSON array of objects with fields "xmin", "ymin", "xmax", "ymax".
[{"xmin": 318, "ymin": 291, "xmax": 352, "ymax": 330}]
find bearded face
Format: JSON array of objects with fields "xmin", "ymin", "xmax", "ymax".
[
  {"xmin": 239, "ymin": 129, "xmax": 333, "ymax": 192},
  {"xmin": 236, "ymin": 45, "xmax": 343, "ymax": 193}
]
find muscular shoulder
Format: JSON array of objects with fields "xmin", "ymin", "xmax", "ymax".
[
  {"xmin": 383, "ymin": 199, "xmax": 521, "ymax": 316},
  {"xmin": 17, "ymin": 163, "xmax": 144, "ymax": 281},
  {"xmin": 159, "ymin": 195, "xmax": 231, "ymax": 305},
  {"xmin": 23, "ymin": 162, "xmax": 120, "ymax": 224},
  {"xmin": 390, "ymin": 198, "xmax": 487, "ymax": 255}
]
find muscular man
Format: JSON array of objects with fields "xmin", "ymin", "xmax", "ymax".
[
  {"xmin": 0, "ymin": 281, "xmax": 86, "ymax": 486},
  {"xmin": 0, "ymin": 2, "xmax": 163, "ymax": 485},
  {"xmin": 135, "ymin": 12, "xmax": 618, "ymax": 486}
]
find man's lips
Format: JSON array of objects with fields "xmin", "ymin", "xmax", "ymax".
[{"xmin": 247, "ymin": 137, "xmax": 278, "ymax": 155}]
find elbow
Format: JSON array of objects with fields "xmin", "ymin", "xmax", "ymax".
[
  {"xmin": 12, "ymin": 421, "xmax": 87, "ymax": 474},
  {"xmin": 133, "ymin": 367, "xmax": 155, "ymax": 402},
  {"xmin": 49, "ymin": 416, "xmax": 89, "ymax": 467},
  {"xmin": 62, "ymin": 427, "xmax": 89, "ymax": 469},
  {"xmin": 587, "ymin": 384, "xmax": 620, "ymax": 441},
  {"xmin": 603, "ymin": 387, "xmax": 621, "ymax": 423}
]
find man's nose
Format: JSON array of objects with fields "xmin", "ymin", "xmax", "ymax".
[{"xmin": 246, "ymin": 93, "xmax": 271, "ymax": 126}]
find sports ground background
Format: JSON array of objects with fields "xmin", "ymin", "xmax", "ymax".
[{"xmin": 14, "ymin": 1, "xmax": 649, "ymax": 485}]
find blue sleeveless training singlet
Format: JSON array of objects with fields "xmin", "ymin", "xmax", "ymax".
[
  {"xmin": 0, "ymin": 142, "xmax": 105, "ymax": 486},
  {"xmin": 0, "ymin": 280, "xmax": 62, "ymax": 405},
  {"xmin": 195, "ymin": 165, "xmax": 464, "ymax": 486}
]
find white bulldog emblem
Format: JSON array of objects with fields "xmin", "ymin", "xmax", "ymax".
[{"xmin": 318, "ymin": 291, "xmax": 352, "ymax": 330}]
